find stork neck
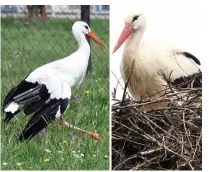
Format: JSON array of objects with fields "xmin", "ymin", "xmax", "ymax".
[
  {"xmin": 125, "ymin": 28, "xmax": 145, "ymax": 51},
  {"xmin": 74, "ymin": 32, "xmax": 90, "ymax": 56}
]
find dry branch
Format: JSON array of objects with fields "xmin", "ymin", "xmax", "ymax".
[{"xmin": 112, "ymin": 86, "xmax": 202, "ymax": 170}]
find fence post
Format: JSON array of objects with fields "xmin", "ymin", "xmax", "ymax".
[{"xmin": 81, "ymin": 5, "xmax": 91, "ymax": 73}]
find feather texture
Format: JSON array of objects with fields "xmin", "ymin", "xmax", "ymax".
[{"xmin": 117, "ymin": 13, "xmax": 201, "ymax": 104}]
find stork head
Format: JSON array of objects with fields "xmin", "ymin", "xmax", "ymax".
[
  {"xmin": 113, "ymin": 13, "xmax": 146, "ymax": 53},
  {"xmin": 72, "ymin": 21, "xmax": 107, "ymax": 48}
]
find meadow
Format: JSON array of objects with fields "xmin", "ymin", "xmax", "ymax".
[{"xmin": 1, "ymin": 16, "xmax": 109, "ymax": 170}]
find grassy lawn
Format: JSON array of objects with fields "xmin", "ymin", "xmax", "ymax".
[{"xmin": 1, "ymin": 16, "xmax": 109, "ymax": 170}]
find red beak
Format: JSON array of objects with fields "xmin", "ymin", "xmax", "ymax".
[
  {"xmin": 88, "ymin": 31, "xmax": 108, "ymax": 49},
  {"xmin": 112, "ymin": 24, "xmax": 134, "ymax": 53}
]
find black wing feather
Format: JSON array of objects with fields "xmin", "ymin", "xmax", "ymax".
[
  {"xmin": 24, "ymin": 99, "xmax": 46, "ymax": 116},
  {"xmin": 3, "ymin": 80, "xmax": 50, "ymax": 123},
  {"xmin": 4, "ymin": 110, "xmax": 21, "ymax": 123},
  {"xmin": 3, "ymin": 80, "xmax": 38, "ymax": 108},
  {"xmin": 183, "ymin": 52, "xmax": 201, "ymax": 65},
  {"xmin": 19, "ymin": 98, "xmax": 69, "ymax": 142}
]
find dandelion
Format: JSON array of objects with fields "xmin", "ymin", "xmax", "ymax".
[
  {"xmin": 16, "ymin": 162, "xmax": 22, "ymax": 166},
  {"xmin": 104, "ymin": 155, "xmax": 108, "ymax": 158},
  {"xmin": 63, "ymin": 140, "xmax": 67, "ymax": 144},
  {"xmin": 44, "ymin": 159, "xmax": 49, "ymax": 163},
  {"xmin": 12, "ymin": 82, "xmax": 16, "ymax": 86},
  {"xmin": 84, "ymin": 90, "xmax": 89, "ymax": 95},
  {"xmin": 44, "ymin": 149, "xmax": 51, "ymax": 153},
  {"xmin": 3, "ymin": 162, "xmax": 8, "ymax": 166}
]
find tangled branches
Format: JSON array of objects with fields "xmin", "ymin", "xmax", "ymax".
[{"xmin": 112, "ymin": 88, "xmax": 202, "ymax": 170}]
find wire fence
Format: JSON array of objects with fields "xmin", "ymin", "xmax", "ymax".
[{"xmin": 1, "ymin": 5, "xmax": 109, "ymax": 103}]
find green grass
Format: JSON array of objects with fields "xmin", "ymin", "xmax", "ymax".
[{"xmin": 1, "ymin": 17, "xmax": 109, "ymax": 170}]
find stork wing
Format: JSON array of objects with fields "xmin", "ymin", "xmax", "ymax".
[
  {"xmin": 3, "ymin": 67, "xmax": 71, "ymax": 141},
  {"xmin": 19, "ymin": 98, "xmax": 69, "ymax": 142},
  {"xmin": 163, "ymin": 50, "xmax": 202, "ymax": 88}
]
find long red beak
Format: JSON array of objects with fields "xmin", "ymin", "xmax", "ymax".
[
  {"xmin": 112, "ymin": 24, "xmax": 134, "ymax": 53},
  {"xmin": 88, "ymin": 31, "xmax": 108, "ymax": 49}
]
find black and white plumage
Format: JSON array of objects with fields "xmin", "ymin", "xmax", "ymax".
[
  {"xmin": 3, "ymin": 21, "xmax": 106, "ymax": 142},
  {"xmin": 113, "ymin": 13, "xmax": 202, "ymax": 107}
]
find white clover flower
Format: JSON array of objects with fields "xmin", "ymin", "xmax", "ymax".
[
  {"xmin": 44, "ymin": 149, "xmax": 51, "ymax": 153},
  {"xmin": 17, "ymin": 162, "xmax": 22, "ymax": 166},
  {"xmin": 57, "ymin": 150, "xmax": 63, "ymax": 153},
  {"xmin": 104, "ymin": 155, "xmax": 108, "ymax": 158},
  {"xmin": 74, "ymin": 154, "xmax": 80, "ymax": 158}
]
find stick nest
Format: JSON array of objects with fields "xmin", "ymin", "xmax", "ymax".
[{"xmin": 112, "ymin": 88, "xmax": 202, "ymax": 170}]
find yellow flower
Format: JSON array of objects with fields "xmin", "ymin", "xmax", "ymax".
[
  {"xmin": 63, "ymin": 140, "xmax": 67, "ymax": 144},
  {"xmin": 95, "ymin": 79, "xmax": 98, "ymax": 83},
  {"xmin": 44, "ymin": 159, "xmax": 49, "ymax": 163},
  {"xmin": 12, "ymin": 82, "xmax": 16, "ymax": 86},
  {"xmin": 28, "ymin": 167, "xmax": 32, "ymax": 169},
  {"xmin": 85, "ymin": 90, "xmax": 89, "ymax": 95}
]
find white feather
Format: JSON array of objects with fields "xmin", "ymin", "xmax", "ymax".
[
  {"xmin": 55, "ymin": 106, "xmax": 61, "ymax": 119},
  {"xmin": 25, "ymin": 21, "xmax": 91, "ymax": 100},
  {"xmin": 4, "ymin": 102, "xmax": 19, "ymax": 113}
]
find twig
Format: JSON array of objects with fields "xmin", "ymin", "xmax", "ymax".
[{"xmin": 121, "ymin": 59, "xmax": 135, "ymax": 105}]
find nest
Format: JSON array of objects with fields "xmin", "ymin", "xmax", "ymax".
[{"xmin": 112, "ymin": 87, "xmax": 202, "ymax": 170}]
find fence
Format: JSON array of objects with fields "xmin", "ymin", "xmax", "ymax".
[{"xmin": 1, "ymin": 5, "xmax": 109, "ymax": 101}]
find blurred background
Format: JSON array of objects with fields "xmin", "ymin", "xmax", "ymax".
[{"xmin": 1, "ymin": 5, "xmax": 109, "ymax": 170}]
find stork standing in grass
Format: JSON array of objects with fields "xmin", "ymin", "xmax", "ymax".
[
  {"xmin": 3, "ymin": 21, "xmax": 107, "ymax": 142},
  {"xmin": 112, "ymin": 13, "xmax": 202, "ymax": 108}
]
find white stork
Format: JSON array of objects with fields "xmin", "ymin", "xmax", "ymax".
[
  {"xmin": 113, "ymin": 13, "xmax": 201, "ymax": 108},
  {"xmin": 3, "ymin": 21, "xmax": 107, "ymax": 142}
]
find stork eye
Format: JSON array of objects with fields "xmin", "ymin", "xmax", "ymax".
[
  {"xmin": 84, "ymin": 25, "xmax": 89, "ymax": 30},
  {"xmin": 132, "ymin": 15, "xmax": 139, "ymax": 23}
]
